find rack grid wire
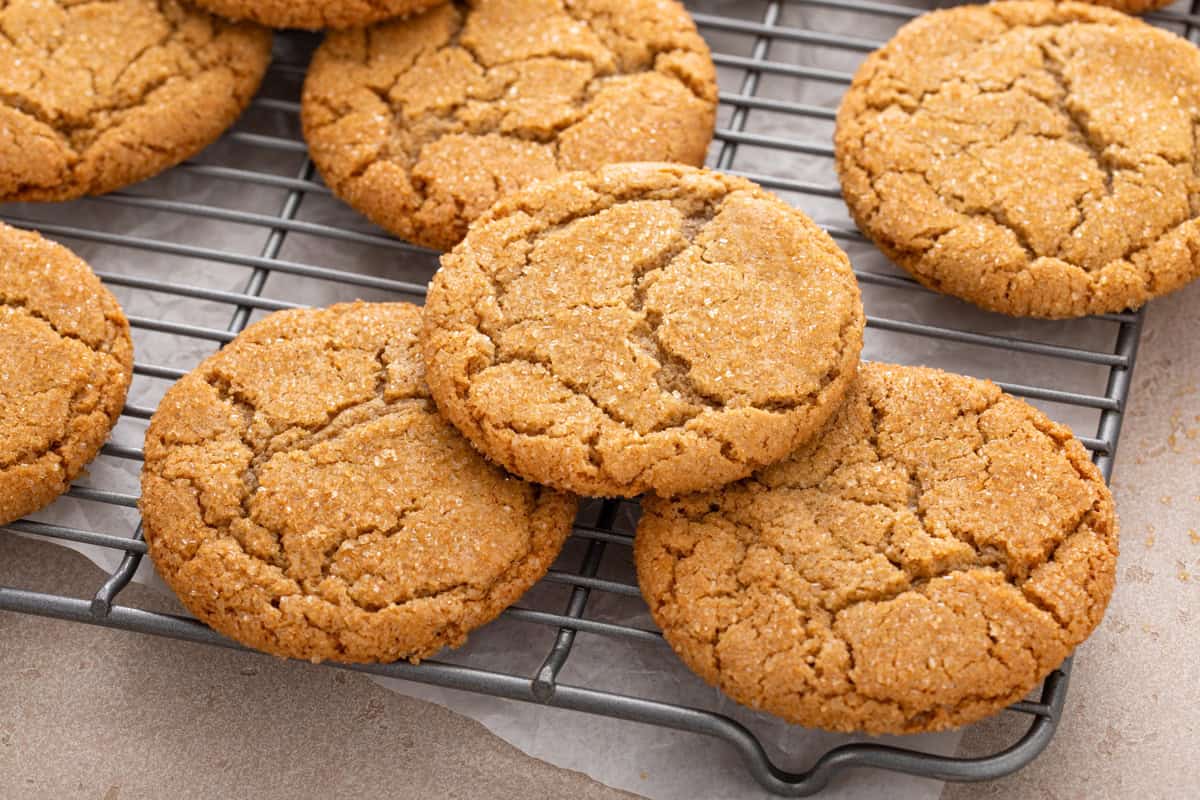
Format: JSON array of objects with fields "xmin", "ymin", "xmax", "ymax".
[{"xmin": 0, "ymin": 0, "xmax": 1188, "ymax": 794}]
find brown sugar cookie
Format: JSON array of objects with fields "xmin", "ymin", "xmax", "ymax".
[
  {"xmin": 189, "ymin": 0, "xmax": 446, "ymax": 30},
  {"xmin": 141, "ymin": 302, "xmax": 576, "ymax": 664},
  {"xmin": 1024, "ymin": 0, "xmax": 1175, "ymax": 14},
  {"xmin": 835, "ymin": 2, "xmax": 1200, "ymax": 318},
  {"xmin": 301, "ymin": 0, "xmax": 717, "ymax": 251},
  {"xmin": 0, "ymin": 0, "xmax": 273, "ymax": 203},
  {"xmin": 636, "ymin": 362, "xmax": 1118, "ymax": 734},
  {"xmin": 421, "ymin": 163, "xmax": 865, "ymax": 498},
  {"xmin": 0, "ymin": 223, "xmax": 133, "ymax": 526}
]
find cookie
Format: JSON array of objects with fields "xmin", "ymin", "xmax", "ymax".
[
  {"xmin": 1036, "ymin": 0, "xmax": 1174, "ymax": 13},
  {"xmin": 301, "ymin": 0, "xmax": 717, "ymax": 251},
  {"xmin": 189, "ymin": 0, "xmax": 446, "ymax": 30},
  {"xmin": 421, "ymin": 163, "xmax": 865, "ymax": 498},
  {"xmin": 141, "ymin": 302, "xmax": 576, "ymax": 664},
  {"xmin": 835, "ymin": 2, "xmax": 1200, "ymax": 318},
  {"xmin": 636, "ymin": 362, "xmax": 1118, "ymax": 734},
  {"xmin": 0, "ymin": 223, "xmax": 134, "ymax": 526},
  {"xmin": 0, "ymin": 0, "xmax": 273, "ymax": 203}
]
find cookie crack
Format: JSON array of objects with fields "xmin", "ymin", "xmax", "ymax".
[
  {"xmin": 0, "ymin": 300, "xmax": 126, "ymax": 474},
  {"xmin": 478, "ymin": 192, "xmax": 856, "ymax": 433},
  {"xmin": 308, "ymin": 0, "xmax": 711, "ymax": 234},
  {"xmin": 840, "ymin": 12, "xmax": 1200, "ymax": 316},
  {"xmin": 680, "ymin": 387, "xmax": 1101, "ymax": 629},
  {"xmin": 155, "ymin": 333, "xmax": 563, "ymax": 620},
  {"xmin": 0, "ymin": 293, "xmax": 114, "ymax": 354},
  {"xmin": 630, "ymin": 235, "xmax": 725, "ymax": 418},
  {"xmin": 0, "ymin": 0, "xmax": 267, "ymax": 195}
]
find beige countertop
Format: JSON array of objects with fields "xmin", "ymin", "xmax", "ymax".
[{"xmin": 3, "ymin": 280, "xmax": 1198, "ymax": 800}]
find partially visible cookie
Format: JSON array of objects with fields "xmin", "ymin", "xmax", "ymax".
[
  {"xmin": 0, "ymin": 0, "xmax": 273, "ymax": 202},
  {"xmin": 189, "ymin": 0, "xmax": 446, "ymax": 29},
  {"xmin": 302, "ymin": 0, "xmax": 718, "ymax": 251},
  {"xmin": 0, "ymin": 224, "xmax": 134, "ymax": 526},
  {"xmin": 422, "ymin": 163, "xmax": 864, "ymax": 498},
  {"xmin": 636, "ymin": 362, "xmax": 1118, "ymax": 734},
  {"xmin": 835, "ymin": 2, "xmax": 1200, "ymax": 318},
  {"xmin": 1037, "ymin": 0, "xmax": 1174, "ymax": 13},
  {"xmin": 1089, "ymin": 0, "xmax": 1172, "ymax": 10},
  {"xmin": 141, "ymin": 302, "xmax": 576, "ymax": 664}
]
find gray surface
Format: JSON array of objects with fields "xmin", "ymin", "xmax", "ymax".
[{"xmin": 0, "ymin": 533, "xmax": 636, "ymax": 800}]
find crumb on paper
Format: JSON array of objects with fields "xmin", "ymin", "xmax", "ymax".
[
  {"xmin": 1189, "ymin": 529, "xmax": 1199, "ymax": 545},
  {"xmin": 1126, "ymin": 565, "xmax": 1154, "ymax": 584}
]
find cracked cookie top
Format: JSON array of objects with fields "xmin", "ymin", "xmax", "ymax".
[
  {"xmin": 300, "ymin": 0, "xmax": 717, "ymax": 251},
  {"xmin": 140, "ymin": 302, "xmax": 577, "ymax": 664},
  {"xmin": 835, "ymin": 2, "xmax": 1200, "ymax": 318},
  {"xmin": 0, "ymin": 0, "xmax": 273, "ymax": 202},
  {"xmin": 636, "ymin": 362, "xmax": 1118, "ymax": 734},
  {"xmin": 188, "ymin": 0, "xmax": 446, "ymax": 30},
  {"xmin": 0, "ymin": 223, "xmax": 133, "ymax": 525},
  {"xmin": 1078, "ymin": 0, "xmax": 1176, "ymax": 12},
  {"xmin": 421, "ymin": 163, "xmax": 865, "ymax": 498}
]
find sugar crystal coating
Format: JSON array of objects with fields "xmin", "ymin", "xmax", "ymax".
[
  {"xmin": 0, "ymin": 0, "xmax": 272, "ymax": 202},
  {"xmin": 836, "ymin": 1, "xmax": 1200, "ymax": 318},
  {"xmin": 636, "ymin": 363, "xmax": 1119, "ymax": 734},
  {"xmin": 141, "ymin": 302, "xmax": 577, "ymax": 664},
  {"xmin": 422, "ymin": 163, "xmax": 865, "ymax": 497},
  {"xmin": 0, "ymin": 222, "xmax": 133, "ymax": 525},
  {"xmin": 301, "ymin": 0, "xmax": 718, "ymax": 250},
  {"xmin": 188, "ymin": 0, "xmax": 446, "ymax": 29}
]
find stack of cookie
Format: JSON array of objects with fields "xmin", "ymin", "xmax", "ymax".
[
  {"xmin": 416, "ymin": 161, "xmax": 1119, "ymax": 735},
  {"xmin": 136, "ymin": 3, "xmax": 1133, "ymax": 739},
  {"xmin": 13, "ymin": 0, "xmax": 1200, "ymax": 738}
]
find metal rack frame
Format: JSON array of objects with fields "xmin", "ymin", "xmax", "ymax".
[{"xmin": 2, "ymin": 0, "xmax": 1190, "ymax": 794}]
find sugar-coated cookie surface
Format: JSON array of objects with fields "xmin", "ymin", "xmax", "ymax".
[
  {"xmin": 1027, "ymin": 0, "xmax": 1174, "ymax": 13},
  {"xmin": 836, "ymin": 2, "xmax": 1200, "ymax": 318},
  {"xmin": 141, "ymin": 302, "xmax": 576, "ymax": 664},
  {"xmin": 636, "ymin": 363, "xmax": 1118, "ymax": 734},
  {"xmin": 421, "ymin": 163, "xmax": 864, "ymax": 498},
  {"xmin": 189, "ymin": 0, "xmax": 446, "ymax": 29},
  {"xmin": 0, "ymin": 223, "xmax": 133, "ymax": 525},
  {"xmin": 302, "ymin": 0, "xmax": 718, "ymax": 251},
  {"xmin": 0, "ymin": 0, "xmax": 272, "ymax": 203}
]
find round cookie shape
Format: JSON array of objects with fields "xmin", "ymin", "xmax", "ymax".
[
  {"xmin": 141, "ymin": 302, "xmax": 576, "ymax": 664},
  {"xmin": 636, "ymin": 363, "xmax": 1118, "ymax": 734},
  {"xmin": 421, "ymin": 163, "xmax": 865, "ymax": 498},
  {"xmin": 301, "ymin": 0, "xmax": 718, "ymax": 251},
  {"xmin": 0, "ymin": 0, "xmax": 273, "ymax": 203},
  {"xmin": 835, "ymin": 2, "xmax": 1200, "ymax": 318},
  {"xmin": 0, "ymin": 223, "xmax": 134, "ymax": 525},
  {"xmin": 188, "ymin": 0, "xmax": 446, "ymax": 29}
]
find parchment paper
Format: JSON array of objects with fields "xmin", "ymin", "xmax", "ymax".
[{"xmin": 3, "ymin": 0, "xmax": 1155, "ymax": 795}]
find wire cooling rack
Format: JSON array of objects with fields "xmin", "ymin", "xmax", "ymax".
[{"xmin": 3, "ymin": 0, "xmax": 1194, "ymax": 794}]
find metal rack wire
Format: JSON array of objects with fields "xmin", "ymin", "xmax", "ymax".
[{"xmin": 1, "ymin": 0, "xmax": 1190, "ymax": 794}]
